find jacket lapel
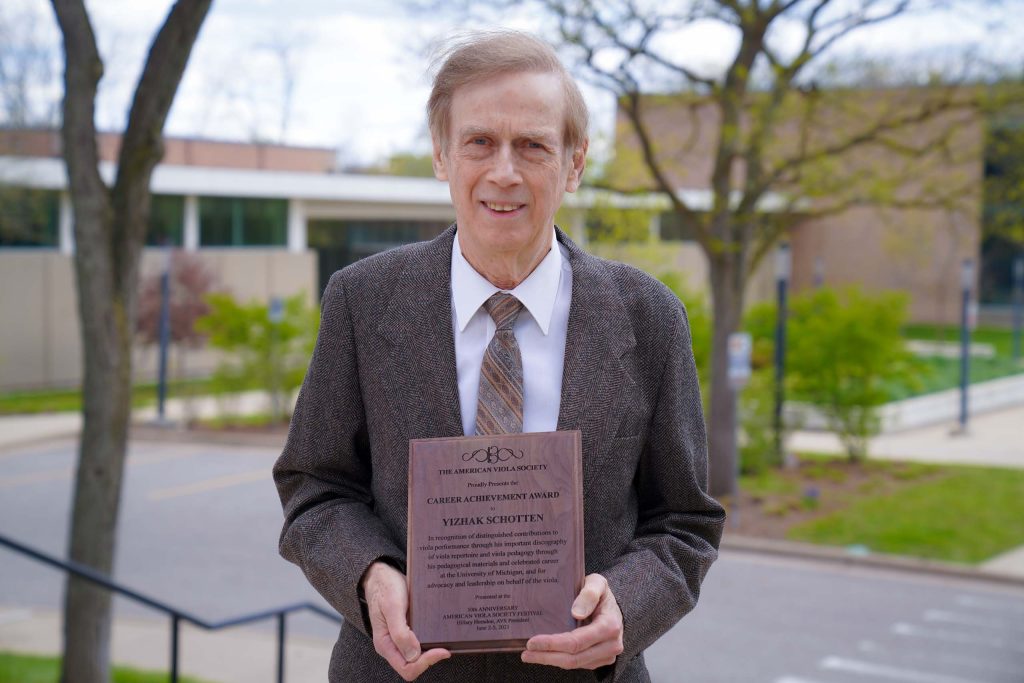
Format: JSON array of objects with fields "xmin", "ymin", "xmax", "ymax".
[
  {"xmin": 376, "ymin": 226, "xmax": 464, "ymax": 441},
  {"xmin": 556, "ymin": 229, "xmax": 638, "ymax": 491}
]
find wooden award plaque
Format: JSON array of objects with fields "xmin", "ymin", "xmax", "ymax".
[{"xmin": 407, "ymin": 430, "xmax": 584, "ymax": 653}]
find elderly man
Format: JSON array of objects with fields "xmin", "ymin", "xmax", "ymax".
[{"xmin": 274, "ymin": 30, "xmax": 724, "ymax": 682}]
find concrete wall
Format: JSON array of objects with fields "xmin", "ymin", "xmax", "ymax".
[
  {"xmin": 0, "ymin": 248, "xmax": 316, "ymax": 391},
  {"xmin": 788, "ymin": 206, "xmax": 979, "ymax": 325},
  {"xmin": 586, "ymin": 240, "xmax": 776, "ymax": 308}
]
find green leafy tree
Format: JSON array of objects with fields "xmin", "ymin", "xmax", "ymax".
[
  {"xmin": 422, "ymin": 0, "xmax": 1020, "ymax": 495},
  {"xmin": 196, "ymin": 293, "xmax": 320, "ymax": 422}
]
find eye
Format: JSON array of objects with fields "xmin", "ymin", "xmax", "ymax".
[{"xmin": 472, "ymin": 137, "xmax": 488, "ymax": 145}]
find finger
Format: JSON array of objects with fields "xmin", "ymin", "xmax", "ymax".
[
  {"xmin": 398, "ymin": 648, "xmax": 452, "ymax": 681},
  {"xmin": 370, "ymin": 573, "xmax": 418, "ymax": 662},
  {"xmin": 380, "ymin": 601, "xmax": 421, "ymax": 662},
  {"xmin": 376, "ymin": 636, "xmax": 451, "ymax": 680},
  {"xmin": 571, "ymin": 574, "xmax": 609, "ymax": 620},
  {"xmin": 521, "ymin": 638, "xmax": 620, "ymax": 670},
  {"xmin": 375, "ymin": 634, "xmax": 417, "ymax": 677},
  {"xmin": 526, "ymin": 615, "xmax": 616, "ymax": 655}
]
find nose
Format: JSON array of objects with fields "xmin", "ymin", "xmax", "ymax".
[{"xmin": 486, "ymin": 143, "xmax": 522, "ymax": 187}]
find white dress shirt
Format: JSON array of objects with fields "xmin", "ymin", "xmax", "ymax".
[{"xmin": 451, "ymin": 229, "xmax": 573, "ymax": 436}]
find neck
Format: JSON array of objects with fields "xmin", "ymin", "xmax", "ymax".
[{"xmin": 459, "ymin": 233, "xmax": 552, "ymax": 290}]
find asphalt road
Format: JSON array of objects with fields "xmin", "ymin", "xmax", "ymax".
[{"xmin": 1, "ymin": 437, "xmax": 1022, "ymax": 682}]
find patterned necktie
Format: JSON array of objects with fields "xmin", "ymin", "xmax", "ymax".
[{"xmin": 475, "ymin": 292, "xmax": 525, "ymax": 435}]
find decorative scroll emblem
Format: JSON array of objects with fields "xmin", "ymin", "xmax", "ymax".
[{"xmin": 462, "ymin": 446, "xmax": 525, "ymax": 464}]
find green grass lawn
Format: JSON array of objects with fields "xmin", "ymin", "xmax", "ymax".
[
  {"xmin": 0, "ymin": 652, "xmax": 213, "ymax": 683},
  {"xmin": 0, "ymin": 379, "xmax": 224, "ymax": 415},
  {"xmin": 890, "ymin": 324, "xmax": 1024, "ymax": 399},
  {"xmin": 903, "ymin": 323, "xmax": 1020, "ymax": 356},
  {"xmin": 785, "ymin": 464, "xmax": 1024, "ymax": 564},
  {"xmin": 194, "ymin": 412, "xmax": 289, "ymax": 429}
]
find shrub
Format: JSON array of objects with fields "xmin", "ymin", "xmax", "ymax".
[
  {"xmin": 786, "ymin": 287, "xmax": 924, "ymax": 462},
  {"xmin": 195, "ymin": 293, "xmax": 319, "ymax": 422}
]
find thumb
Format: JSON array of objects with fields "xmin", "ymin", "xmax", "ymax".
[{"xmin": 381, "ymin": 600, "xmax": 421, "ymax": 662}]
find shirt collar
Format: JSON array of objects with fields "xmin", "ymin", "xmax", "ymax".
[{"xmin": 451, "ymin": 229, "xmax": 563, "ymax": 335}]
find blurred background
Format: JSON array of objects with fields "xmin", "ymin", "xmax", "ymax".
[{"xmin": 1, "ymin": 0, "xmax": 1023, "ymax": 682}]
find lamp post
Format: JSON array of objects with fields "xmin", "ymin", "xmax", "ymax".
[
  {"xmin": 156, "ymin": 246, "xmax": 172, "ymax": 424},
  {"xmin": 956, "ymin": 258, "xmax": 974, "ymax": 435},
  {"xmin": 774, "ymin": 242, "xmax": 791, "ymax": 464},
  {"xmin": 1013, "ymin": 255, "xmax": 1023, "ymax": 363}
]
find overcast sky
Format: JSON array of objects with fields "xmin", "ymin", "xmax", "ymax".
[{"xmin": 6, "ymin": 0, "xmax": 1023, "ymax": 166}]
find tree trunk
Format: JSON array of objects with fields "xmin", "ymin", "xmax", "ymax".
[
  {"xmin": 62, "ymin": 211, "xmax": 132, "ymax": 683},
  {"xmin": 707, "ymin": 255, "xmax": 746, "ymax": 498},
  {"xmin": 51, "ymin": 2, "xmax": 212, "ymax": 680}
]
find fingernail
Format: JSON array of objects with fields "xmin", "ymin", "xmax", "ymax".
[{"xmin": 402, "ymin": 646, "xmax": 418, "ymax": 662}]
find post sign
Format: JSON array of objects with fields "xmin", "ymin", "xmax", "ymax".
[
  {"xmin": 728, "ymin": 332, "xmax": 752, "ymax": 389},
  {"xmin": 268, "ymin": 297, "xmax": 284, "ymax": 324}
]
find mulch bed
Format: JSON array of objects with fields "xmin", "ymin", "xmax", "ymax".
[{"xmin": 720, "ymin": 456, "xmax": 944, "ymax": 539}]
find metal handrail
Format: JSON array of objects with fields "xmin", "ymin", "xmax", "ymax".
[{"xmin": 0, "ymin": 533, "xmax": 341, "ymax": 682}]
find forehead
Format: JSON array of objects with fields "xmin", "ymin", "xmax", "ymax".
[{"xmin": 449, "ymin": 71, "xmax": 566, "ymax": 139}]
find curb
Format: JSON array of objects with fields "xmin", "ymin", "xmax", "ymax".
[
  {"xmin": 721, "ymin": 533, "xmax": 1024, "ymax": 588},
  {"xmin": 130, "ymin": 424, "xmax": 287, "ymax": 449}
]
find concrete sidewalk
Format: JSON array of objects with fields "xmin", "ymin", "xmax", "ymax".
[
  {"xmin": 0, "ymin": 390, "xmax": 275, "ymax": 452},
  {"xmin": 0, "ymin": 606, "xmax": 333, "ymax": 683},
  {"xmin": 790, "ymin": 402, "xmax": 1024, "ymax": 469}
]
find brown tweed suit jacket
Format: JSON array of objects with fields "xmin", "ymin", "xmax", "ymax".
[{"xmin": 274, "ymin": 226, "xmax": 725, "ymax": 682}]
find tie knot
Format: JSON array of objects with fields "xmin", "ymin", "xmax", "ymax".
[{"xmin": 484, "ymin": 292, "xmax": 522, "ymax": 331}]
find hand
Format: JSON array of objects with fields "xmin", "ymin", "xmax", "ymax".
[
  {"xmin": 521, "ymin": 573, "xmax": 624, "ymax": 670},
  {"xmin": 362, "ymin": 561, "xmax": 450, "ymax": 681}
]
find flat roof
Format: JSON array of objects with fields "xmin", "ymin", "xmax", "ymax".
[{"xmin": 0, "ymin": 155, "xmax": 792, "ymax": 212}]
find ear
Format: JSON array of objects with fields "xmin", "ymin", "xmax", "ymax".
[
  {"xmin": 432, "ymin": 137, "xmax": 448, "ymax": 182},
  {"xmin": 564, "ymin": 137, "xmax": 589, "ymax": 193}
]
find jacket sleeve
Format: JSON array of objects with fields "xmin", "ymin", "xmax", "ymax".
[
  {"xmin": 600, "ymin": 300, "xmax": 726, "ymax": 681},
  {"xmin": 273, "ymin": 271, "xmax": 405, "ymax": 636}
]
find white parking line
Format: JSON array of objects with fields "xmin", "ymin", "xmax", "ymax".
[
  {"xmin": 859, "ymin": 639, "xmax": 1024, "ymax": 678},
  {"xmin": 955, "ymin": 594, "xmax": 1024, "ymax": 614},
  {"xmin": 924, "ymin": 609, "xmax": 1024, "ymax": 632},
  {"xmin": 148, "ymin": 469, "xmax": 269, "ymax": 501},
  {"xmin": 820, "ymin": 656, "xmax": 991, "ymax": 683},
  {"xmin": 891, "ymin": 622, "xmax": 1024, "ymax": 654}
]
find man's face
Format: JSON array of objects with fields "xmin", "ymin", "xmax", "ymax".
[{"xmin": 433, "ymin": 71, "xmax": 586, "ymax": 264}]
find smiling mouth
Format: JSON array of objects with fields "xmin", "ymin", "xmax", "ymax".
[{"xmin": 483, "ymin": 201, "xmax": 525, "ymax": 213}]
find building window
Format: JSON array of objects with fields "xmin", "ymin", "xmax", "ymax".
[
  {"xmin": 980, "ymin": 118, "xmax": 1024, "ymax": 305},
  {"xmin": 0, "ymin": 188, "xmax": 59, "ymax": 247},
  {"xmin": 199, "ymin": 196, "xmax": 287, "ymax": 247},
  {"xmin": 307, "ymin": 219, "xmax": 450, "ymax": 297},
  {"xmin": 146, "ymin": 194, "xmax": 184, "ymax": 247}
]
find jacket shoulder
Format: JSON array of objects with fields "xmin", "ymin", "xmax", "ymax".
[
  {"xmin": 586, "ymin": 253, "xmax": 689, "ymax": 330},
  {"xmin": 322, "ymin": 230, "xmax": 452, "ymax": 309}
]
